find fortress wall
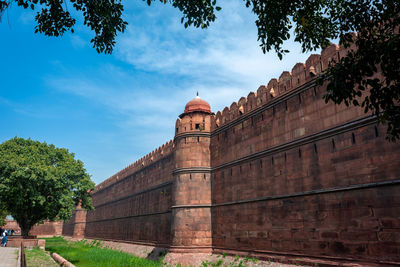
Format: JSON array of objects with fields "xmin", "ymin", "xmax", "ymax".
[
  {"xmin": 61, "ymin": 39, "xmax": 400, "ymax": 264},
  {"xmin": 62, "ymin": 211, "xmax": 75, "ymax": 236},
  {"xmin": 210, "ymin": 45, "xmax": 400, "ymax": 263},
  {"xmin": 2, "ymin": 220, "xmax": 64, "ymax": 237},
  {"xmin": 30, "ymin": 221, "xmax": 64, "ymax": 237},
  {"xmin": 83, "ymin": 140, "xmax": 175, "ymax": 246},
  {"xmin": 211, "ymin": 45, "xmax": 365, "ymax": 168},
  {"xmin": 210, "ymin": 81, "xmax": 365, "ymax": 167}
]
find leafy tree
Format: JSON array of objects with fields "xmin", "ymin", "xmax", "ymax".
[
  {"xmin": 0, "ymin": 205, "xmax": 7, "ymax": 226},
  {"xmin": 1, "ymin": 1, "xmax": 398, "ymax": 139},
  {"xmin": 0, "ymin": 137, "xmax": 95, "ymax": 237},
  {"xmin": 0, "ymin": 0, "xmax": 127, "ymax": 54}
]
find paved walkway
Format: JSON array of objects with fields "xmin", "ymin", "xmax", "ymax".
[{"xmin": 0, "ymin": 247, "xmax": 19, "ymax": 267}]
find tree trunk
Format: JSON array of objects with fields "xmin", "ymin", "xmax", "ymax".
[{"xmin": 19, "ymin": 224, "xmax": 32, "ymax": 238}]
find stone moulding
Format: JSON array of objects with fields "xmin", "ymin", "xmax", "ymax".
[
  {"xmin": 212, "ymin": 179, "xmax": 400, "ymax": 207},
  {"xmin": 212, "ymin": 115, "xmax": 377, "ymax": 170},
  {"xmin": 85, "ymin": 210, "xmax": 172, "ymax": 224}
]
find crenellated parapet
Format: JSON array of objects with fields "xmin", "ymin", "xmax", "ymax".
[
  {"xmin": 211, "ymin": 42, "xmax": 356, "ymax": 131},
  {"xmin": 94, "ymin": 139, "xmax": 175, "ymax": 193}
]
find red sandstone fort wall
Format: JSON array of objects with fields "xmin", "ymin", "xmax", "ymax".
[
  {"xmin": 62, "ymin": 210, "xmax": 76, "ymax": 236},
  {"xmin": 82, "ymin": 140, "xmax": 175, "ymax": 246},
  {"xmin": 209, "ymin": 44, "xmax": 400, "ymax": 263},
  {"xmin": 30, "ymin": 221, "xmax": 64, "ymax": 237},
  {"xmin": 58, "ymin": 42, "xmax": 399, "ymax": 265},
  {"xmin": 3, "ymin": 220, "xmax": 63, "ymax": 237}
]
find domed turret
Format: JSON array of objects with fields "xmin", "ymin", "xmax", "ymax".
[
  {"xmin": 176, "ymin": 94, "xmax": 213, "ymax": 134},
  {"xmin": 180, "ymin": 93, "xmax": 211, "ymax": 118}
]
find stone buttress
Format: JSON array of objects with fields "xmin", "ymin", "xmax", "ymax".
[{"xmin": 170, "ymin": 95, "xmax": 213, "ymax": 253}]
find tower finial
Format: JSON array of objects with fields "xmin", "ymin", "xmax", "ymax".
[{"xmin": 196, "ymin": 91, "xmax": 199, "ymax": 97}]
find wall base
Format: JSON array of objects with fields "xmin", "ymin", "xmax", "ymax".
[
  {"xmin": 169, "ymin": 246, "xmax": 212, "ymax": 253},
  {"xmin": 213, "ymin": 248, "xmax": 400, "ymax": 267},
  {"xmin": 164, "ymin": 253, "xmax": 214, "ymax": 266}
]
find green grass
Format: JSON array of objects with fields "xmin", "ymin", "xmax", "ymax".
[
  {"xmin": 25, "ymin": 246, "xmax": 58, "ymax": 267},
  {"xmin": 43, "ymin": 237, "xmax": 162, "ymax": 267}
]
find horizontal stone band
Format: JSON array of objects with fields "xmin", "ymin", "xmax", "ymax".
[
  {"xmin": 171, "ymin": 204, "xmax": 212, "ymax": 209},
  {"xmin": 86, "ymin": 210, "xmax": 171, "ymax": 224},
  {"xmin": 172, "ymin": 167, "xmax": 212, "ymax": 175},
  {"xmin": 212, "ymin": 115, "xmax": 377, "ymax": 170},
  {"xmin": 174, "ymin": 131, "xmax": 211, "ymax": 141},
  {"xmin": 213, "ymin": 179, "xmax": 400, "ymax": 207}
]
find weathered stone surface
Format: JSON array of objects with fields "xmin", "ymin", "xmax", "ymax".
[{"xmin": 15, "ymin": 46, "xmax": 400, "ymax": 265}]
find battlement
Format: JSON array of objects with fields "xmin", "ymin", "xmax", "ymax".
[
  {"xmin": 94, "ymin": 139, "xmax": 175, "ymax": 193},
  {"xmin": 211, "ymin": 42, "xmax": 355, "ymax": 130}
]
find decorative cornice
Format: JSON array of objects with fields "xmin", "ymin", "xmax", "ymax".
[
  {"xmin": 213, "ymin": 179, "xmax": 400, "ymax": 207},
  {"xmin": 171, "ymin": 204, "xmax": 212, "ymax": 209},
  {"xmin": 172, "ymin": 167, "xmax": 212, "ymax": 175},
  {"xmin": 86, "ymin": 210, "xmax": 171, "ymax": 224},
  {"xmin": 174, "ymin": 131, "xmax": 211, "ymax": 142}
]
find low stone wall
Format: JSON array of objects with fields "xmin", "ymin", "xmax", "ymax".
[{"xmin": 7, "ymin": 237, "xmax": 45, "ymax": 249}]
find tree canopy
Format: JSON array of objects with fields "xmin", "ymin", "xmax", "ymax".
[
  {"xmin": 0, "ymin": 205, "xmax": 7, "ymax": 226},
  {"xmin": 0, "ymin": 137, "xmax": 95, "ymax": 236},
  {"xmin": 0, "ymin": 0, "xmax": 127, "ymax": 54},
  {"xmin": 1, "ymin": 0, "xmax": 398, "ymax": 140}
]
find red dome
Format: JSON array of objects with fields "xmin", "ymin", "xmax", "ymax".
[{"xmin": 184, "ymin": 96, "xmax": 211, "ymax": 114}]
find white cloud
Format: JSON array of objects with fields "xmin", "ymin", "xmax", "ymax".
[
  {"xmin": 51, "ymin": 1, "xmax": 317, "ymax": 117},
  {"xmin": 115, "ymin": 0, "xmax": 315, "ymax": 110}
]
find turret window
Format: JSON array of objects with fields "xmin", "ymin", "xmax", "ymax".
[{"xmin": 195, "ymin": 123, "xmax": 200, "ymax": 130}]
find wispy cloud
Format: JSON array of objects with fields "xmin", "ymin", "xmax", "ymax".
[
  {"xmin": 115, "ymin": 1, "xmax": 314, "ymax": 109},
  {"xmin": 0, "ymin": 96, "xmax": 56, "ymax": 119}
]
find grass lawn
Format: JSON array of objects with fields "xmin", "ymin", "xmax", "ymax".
[
  {"xmin": 25, "ymin": 246, "xmax": 58, "ymax": 267},
  {"xmin": 43, "ymin": 237, "xmax": 162, "ymax": 267}
]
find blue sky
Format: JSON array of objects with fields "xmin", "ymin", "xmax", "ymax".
[{"xmin": 0, "ymin": 1, "xmax": 319, "ymax": 184}]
